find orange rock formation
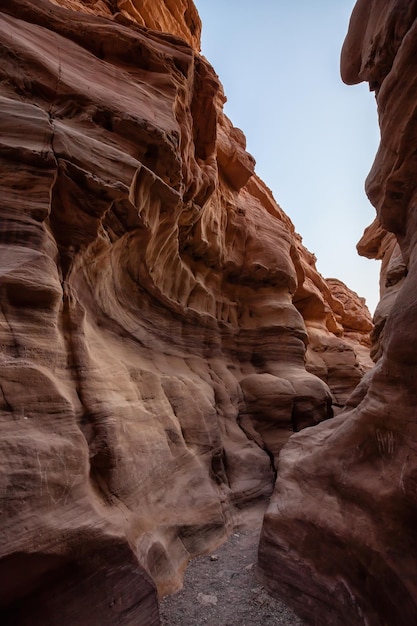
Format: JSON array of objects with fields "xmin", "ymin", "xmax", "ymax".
[
  {"xmin": 0, "ymin": 1, "xmax": 373, "ymax": 623},
  {"xmin": 258, "ymin": 1, "xmax": 417, "ymax": 624}
]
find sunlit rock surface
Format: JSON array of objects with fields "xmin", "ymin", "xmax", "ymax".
[
  {"xmin": 48, "ymin": 0, "xmax": 202, "ymax": 49},
  {"xmin": 258, "ymin": 1, "xmax": 417, "ymax": 624},
  {"xmin": 0, "ymin": 0, "xmax": 372, "ymax": 622}
]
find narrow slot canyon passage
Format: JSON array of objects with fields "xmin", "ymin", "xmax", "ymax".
[
  {"xmin": 159, "ymin": 507, "xmax": 306, "ymax": 626},
  {"xmin": 5, "ymin": 1, "xmax": 414, "ymax": 624}
]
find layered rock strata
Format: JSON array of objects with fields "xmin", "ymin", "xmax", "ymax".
[
  {"xmin": 258, "ymin": 2, "xmax": 417, "ymax": 624},
  {"xmin": 0, "ymin": 0, "xmax": 372, "ymax": 623},
  {"xmin": 358, "ymin": 217, "xmax": 407, "ymax": 361}
]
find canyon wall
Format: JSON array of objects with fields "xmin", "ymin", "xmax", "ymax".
[
  {"xmin": 0, "ymin": 0, "xmax": 372, "ymax": 624},
  {"xmin": 258, "ymin": 1, "xmax": 417, "ymax": 624}
]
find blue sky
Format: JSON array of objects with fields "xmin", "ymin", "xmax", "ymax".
[{"xmin": 194, "ymin": 0, "xmax": 381, "ymax": 313}]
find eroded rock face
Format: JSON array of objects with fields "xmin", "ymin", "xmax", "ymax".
[
  {"xmin": 358, "ymin": 217, "xmax": 407, "ymax": 361},
  {"xmin": 258, "ymin": 2, "xmax": 417, "ymax": 624},
  {"xmin": 0, "ymin": 0, "xmax": 372, "ymax": 622},
  {"xmin": 48, "ymin": 0, "xmax": 202, "ymax": 49}
]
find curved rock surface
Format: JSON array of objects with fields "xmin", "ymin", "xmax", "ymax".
[
  {"xmin": 0, "ymin": 0, "xmax": 372, "ymax": 623},
  {"xmin": 258, "ymin": 2, "xmax": 417, "ymax": 624},
  {"xmin": 48, "ymin": 0, "xmax": 202, "ymax": 49},
  {"xmin": 358, "ymin": 217, "xmax": 407, "ymax": 361}
]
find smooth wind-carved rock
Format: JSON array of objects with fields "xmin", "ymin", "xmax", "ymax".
[
  {"xmin": 0, "ymin": 0, "xmax": 372, "ymax": 623},
  {"xmin": 258, "ymin": 2, "xmax": 417, "ymax": 624}
]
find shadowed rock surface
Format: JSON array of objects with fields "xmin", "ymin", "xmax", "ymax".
[
  {"xmin": 258, "ymin": 1, "xmax": 417, "ymax": 624},
  {"xmin": 0, "ymin": 0, "xmax": 373, "ymax": 623},
  {"xmin": 160, "ymin": 522, "xmax": 306, "ymax": 626}
]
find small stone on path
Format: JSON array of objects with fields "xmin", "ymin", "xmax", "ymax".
[{"xmin": 159, "ymin": 528, "xmax": 306, "ymax": 626}]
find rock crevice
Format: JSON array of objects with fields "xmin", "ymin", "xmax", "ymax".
[
  {"xmin": 0, "ymin": 1, "xmax": 374, "ymax": 623},
  {"xmin": 258, "ymin": 2, "xmax": 417, "ymax": 624}
]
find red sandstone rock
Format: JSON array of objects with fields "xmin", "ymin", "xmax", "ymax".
[
  {"xmin": 48, "ymin": 0, "xmax": 202, "ymax": 50},
  {"xmin": 290, "ymin": 238, "xmax": 373, "ymax": 409},
  {"xmin": 258, "ymin": 2, "xmax": 417, "ymax": 624},
  {"xmin": 358, "ymin": 217, "xmax": 407, "ymax": 361},
  {"xmin": 0, "ymin": 0, "xmax": 373, "ymax": 622}
]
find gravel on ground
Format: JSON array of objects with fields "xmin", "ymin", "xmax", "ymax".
[{"xmin": 159, "ymin": 527, "xmax": 306, "ymax": 626}]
